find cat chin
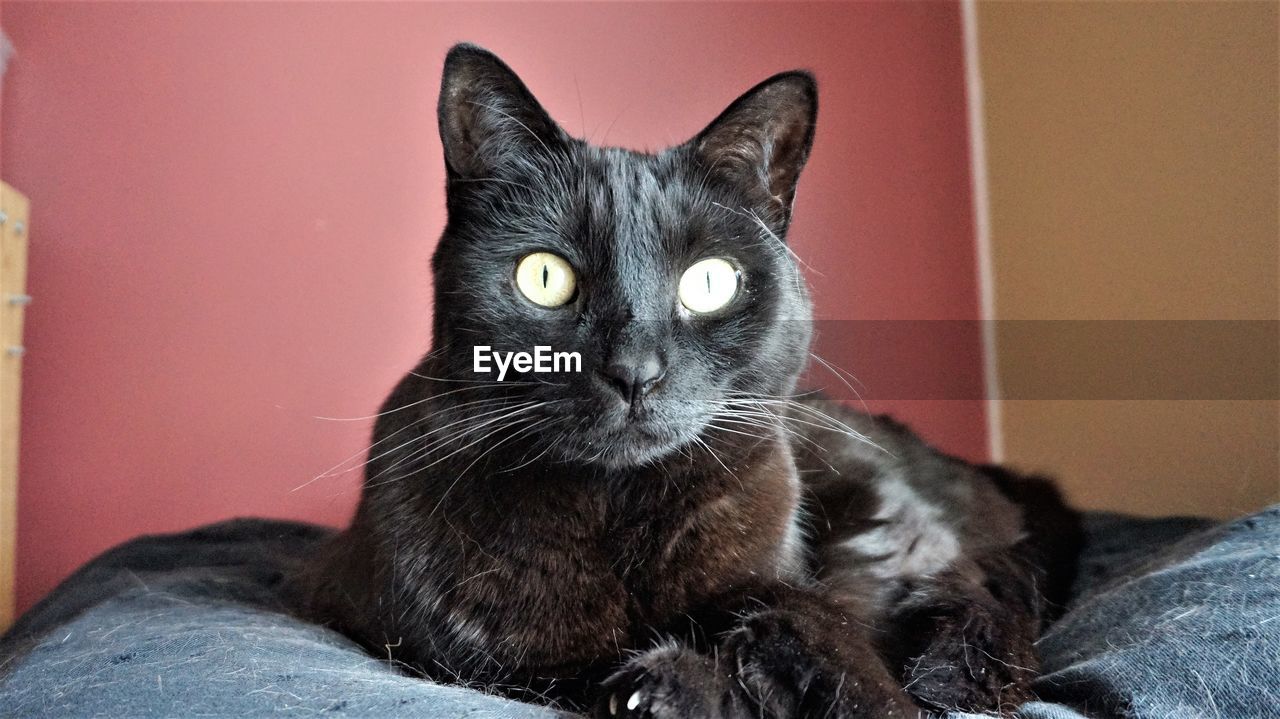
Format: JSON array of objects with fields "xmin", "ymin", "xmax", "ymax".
[{"xmin": 553, "ymin": 423, "xmax": 696, "ymax": 470}]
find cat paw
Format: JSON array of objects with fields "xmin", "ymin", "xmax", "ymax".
[
  {"xmin": 593, "ymin": 643, "xmax": 725, "ymax": 719},
  {"xmin": 898, "ymin": 602, "xmax": 1036, "ymax": 712},
  {"xmin": 902, "ymin": 643, "xmax": 1033, "ymax": 713},
  {"xmin": 719, "ymin": 610, "xmax": 921, "ymax": 719},
  {"xmin": 717, "ymin": 610, "xmax": 825, "ymax": 717}
]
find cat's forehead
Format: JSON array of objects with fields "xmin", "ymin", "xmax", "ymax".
[
  {"xmin": 572, "ymin": 145, "xmax": 709, "ymax": 240},
  {"xmin": 460, "ymin": 141, "xmax": 736, "ymax": 268},
  {"xmin": 581, "ymin": 145, "xmax": 697, "ymax": 202}
]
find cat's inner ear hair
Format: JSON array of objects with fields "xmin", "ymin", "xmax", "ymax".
[
  {"xmin": 691, "ymin": 71, "xmax": 818, "ymax": 229},
  {"xmin": 437, "ymin": 43, "xmax": 566, "ymax": 178}
]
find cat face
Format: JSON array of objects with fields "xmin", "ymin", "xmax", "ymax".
[{"xmin": 428, "ymin": 45, "xmax": 817, "ymax": 469}]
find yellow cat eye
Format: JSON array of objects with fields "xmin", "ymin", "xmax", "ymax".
[
  {"xmin": 515, "ymin": 252, "xmax": 577, "ymax": 307},
  {"xmin": 678, "ymin": 258, "xmax": 740, "ymax": 314}
]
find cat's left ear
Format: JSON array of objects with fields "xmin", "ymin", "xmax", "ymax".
[{"xmin": 691, "ymin": 71, "xmax": 818, "ymax": 229}]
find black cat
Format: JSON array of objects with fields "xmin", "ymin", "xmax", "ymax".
[{"xmin": 296, "ymin": 44, "xmax": 1080, "ymax": 718}]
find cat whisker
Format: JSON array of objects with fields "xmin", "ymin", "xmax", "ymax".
[
  {"xmin": 293, "ymin": 396, "xmax": 533, "ymax": 492},
  {"xmin": 707, "ymin": 396, "xmax": 888, "ymax": 455},
  {"xmin": 499, "ymin": 416, "xmax": 574, "ymax": 473},
  {"xmin": 703, "ymin": 421, "xmax": 772, "ymax": 443},
  {"xmin": 722, "ymin": 388, "xmax": 824, "ymax": 402},
  {"xmin": 335, "ymin": 398, "xmax": 533, "ymax": 477},
  {"xmin": 364, "ymin": 401, "xmax": 547, "ymax": 484},
  {"xmin": 389, "ymin": 403, "xmax": 548, "ymax": 476},
  {"xmin": 420, "ymin": 417, "xmax": 545, "ymax": 521},
  {"xmin": 366, "ymin": 414, "xmax": 535, "ymax": 491},
  {"xmin": 807, "ymin": 351, "xmax": 871, "ymax": 413},
  {"xmin": 708, "ymin": 202, "xmax": 819, "ymax": 297},
  {"xmin": 688, "ymin": 434, "xmax": 738, "ymax": 487},
  {"xmin": 708, "ymin": 409, "xmax": 829, "ymax": 454},
  {"xmin": 314, "ymin": 382, "xmax": 526, "ymax": 422},
  {"xmin": 710, "ymin": 412, "xmax": 819, "ymax": 447},
  {"xmin": 806, "ymin": 352, "xmax": 867, "ymax": 392}
]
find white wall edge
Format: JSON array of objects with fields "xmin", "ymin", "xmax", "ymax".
[{"xmin": 961, "ymin": 0, "xmax": 1004, "ymax": 462}]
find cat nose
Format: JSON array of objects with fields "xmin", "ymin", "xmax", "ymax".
[{"xmin": 598, "ymin": 353, "xmax": 666, "ymax": 406}]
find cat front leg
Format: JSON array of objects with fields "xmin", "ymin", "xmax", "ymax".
[
  {"xmin": 887, "ymin": 549, "xmax": 1044, "ymax": 714},
  {"xmin": 594, "ymin": 585, "xmax": 923, "ymax": 719}
]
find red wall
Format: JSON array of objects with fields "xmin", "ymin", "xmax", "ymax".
[{"xmin": 0, "ymin": 2, "xmax": 984, "ymax": 613}]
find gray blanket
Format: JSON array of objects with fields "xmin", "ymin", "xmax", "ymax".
[{"xmin": 2, "ymin": 507, "xmax": 1277, "ymax": 718}]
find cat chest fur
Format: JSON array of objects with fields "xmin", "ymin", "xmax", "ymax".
[{"xmin": 407, "ymin": 438, "xmax": 805, "ymax": 674}]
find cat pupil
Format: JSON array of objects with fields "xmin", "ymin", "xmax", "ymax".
[
  {"xmin": 706, "ymin": 271, "xmax": 711, "ymax": 293},
  {"xmin": 542, "ymin": 265, "xmax": 549, "ymax": 288}
]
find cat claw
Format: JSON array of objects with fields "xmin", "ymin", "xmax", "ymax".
[
  {"xmin": 601, "ymin": 688, "xmax": 649, "ymax": 718},
  {"xmin": 594, "ymin": 645, "xmax": 727, "ymax": 718}
]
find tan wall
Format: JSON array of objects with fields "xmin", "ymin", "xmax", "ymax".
[{"xmin": 977, "ymin": 1, "xmax": 1279, "ymax": 518}]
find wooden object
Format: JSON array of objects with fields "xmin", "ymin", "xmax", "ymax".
[{"xmin": 1, "ymin": 181, "xmax": 30, "ymax": 630}]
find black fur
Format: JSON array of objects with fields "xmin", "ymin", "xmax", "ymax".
[{"xmin": 295, "ymin": 44, "xmax": 1081, "ymax": 718}]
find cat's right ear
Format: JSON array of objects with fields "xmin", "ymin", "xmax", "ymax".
[
  {"xmin": 691, "ymin": 71, "xmax": 818, "ymax": 231},
  {"xmin": 437, "ymin": 44, "xmax": 565, "ymax": 178}
]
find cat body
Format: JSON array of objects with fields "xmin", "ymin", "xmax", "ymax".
[{"xmin": 298, "ymin": 44, "xmax": 1079, "ymax": 718}]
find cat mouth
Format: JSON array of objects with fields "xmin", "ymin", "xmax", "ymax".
[
  {"xmin": 599, "ymin": 409, "xmax": 711, "ymax": 465},
  {"xmin": 598, "ymin": 415, "xmax": 678, "ymax": 445},
  {"xmin": 564, "ymin": 409, "xmax": 694, "ymax": 467},
  {"xmin": 526, "ymin": 393, "xmax": 708, "ymax": 468}
]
